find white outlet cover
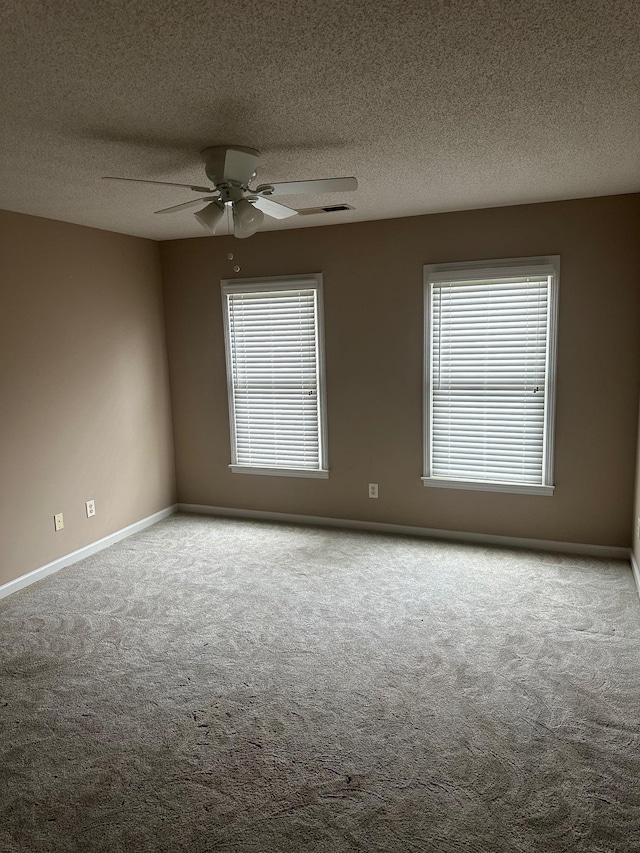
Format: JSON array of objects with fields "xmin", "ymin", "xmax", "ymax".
[
  {"xmin": 54, "ymin": 513, "xmax": 64, "ymax": 531},
  {"xmin": 86, "ymin": 500, "xmax": 96, "ymax": 518}
]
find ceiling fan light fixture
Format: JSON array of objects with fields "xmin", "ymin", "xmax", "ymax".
[
  {"xmin": 194, "ymin": 200, "xmax": 225, "ymax": 234},
  {"xmin": 233, "ymin": 198, "xmax": 264, "ymax": 238}
]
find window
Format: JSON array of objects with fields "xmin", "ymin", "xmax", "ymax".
[
  {"xmin": 221, "ymin": 274, "xmax": 328, "ymax": 478},
  {"xmin": 423, "ymin": 257, "xmax": 559, "ymax": 495}
]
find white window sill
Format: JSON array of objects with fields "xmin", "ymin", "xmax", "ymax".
[
  {"xmin": 230, "ymin": 465, "xmax": 329, "ymax": 479},
  {"xmin": 421, "ymin": 477, "xmax": 554, "ymax": 496}
]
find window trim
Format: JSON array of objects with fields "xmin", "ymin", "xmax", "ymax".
[
  {"xmin": 221, "ymin": 273, "xmax": 329, "ymax": 479},
  {"xmin": 422, "ymin": 256, "xmax": 560, "ymax": 496}
]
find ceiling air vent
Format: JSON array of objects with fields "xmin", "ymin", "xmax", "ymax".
[{"xmin": 297, "ymin": 204, "xmax": 355, "ymax": 216}]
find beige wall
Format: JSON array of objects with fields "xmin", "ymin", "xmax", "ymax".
[
  {"xmin": 0, "ymin": 210, "xmax": 176, "ymax": 586},
  {"xmin": 162, "ymin": 194, "xmax": 640, "ymax": 548}
]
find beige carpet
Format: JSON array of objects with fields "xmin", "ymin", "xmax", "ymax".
[{"xmin": 1, "ymin": 514, "xmax": 639, "ymax": 852}]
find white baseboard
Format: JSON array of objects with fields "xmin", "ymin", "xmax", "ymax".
[
  {"xmin": 631, "ymin": 550, "xmax": 640, "ymax": 601},
  {"xmin": 4, "ymin": 503, "xmax": 633, "ymax": 604},
  {"xmin": 0, "ymin": 505, "xmax": 177, "ymax": 601},
  {"xmin": 177, "ymin": 503, "xmax": 629, "ymax": 560}
]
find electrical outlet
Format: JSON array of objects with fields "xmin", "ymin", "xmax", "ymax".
[
  {"xmin": 54, "ymin": 513, "xmax": 64, "ymax": 532},
  {"xmin": 368, "ymin": 483, "xmax": 379, "ymax": 499},
  {"xmin": 636, "ymin": 516, "xmax": 640, "ymax": 540},
  {"xmin": 86, "ymin": 499, "xmax": 96, "ymax": 518}
]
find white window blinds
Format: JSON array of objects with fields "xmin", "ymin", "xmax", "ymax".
[
  {"xmin": 424, "ymin": 260, "xmax": 558, "ymax": 494},
  {"xmin": 222, "ymin": 277, "xmax": 328, "ymax": 477}
]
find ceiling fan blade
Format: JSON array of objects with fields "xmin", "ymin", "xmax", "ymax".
[
  {"xmin": 223, "ymin": 147, "xmax": 261, "ymax": 185},
  {"xmin": 154, "ymin": 197, "xmax": 216, "ymax": 215},
  {"xmin": 256, "ymin": 177, "xmax": 357, "ymax": 197},
  {"xmin": 102, "ymin": 176, "xmax": 215, "ymax": 193},
  {"xmin": 250, "ymin": 196, "xmax": 298, "ymax": 220}
]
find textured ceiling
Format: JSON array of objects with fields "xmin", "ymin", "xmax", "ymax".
[{"xmin": 1, "ymin": 0, "xmax": 639, "ymax": 240}]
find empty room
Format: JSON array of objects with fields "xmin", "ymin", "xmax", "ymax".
[{"xmin": 1, "ymin": 1, "xmax": 640, "ymax": 851}]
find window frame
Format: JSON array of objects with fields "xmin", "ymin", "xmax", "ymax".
[
  {"xmin": 221, "ymin": 273, "xmax": 329, "ymax": 479},
  {"xmin": 422, "ymin": 256, "xmax": 560, "ymax": 496}
]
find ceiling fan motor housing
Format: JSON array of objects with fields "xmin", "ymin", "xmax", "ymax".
[{"xmin": 201, "ymin": 146, "xmax": 260, "ymax": 189}]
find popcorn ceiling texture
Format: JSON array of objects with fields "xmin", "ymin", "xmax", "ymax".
[
  {"xmin": 0, "ymin": 0, "xmax": 639, "ymax": 239},
  {"xmin": 1, "ymin": 514, "xmax": 639, "ymax": 851}
]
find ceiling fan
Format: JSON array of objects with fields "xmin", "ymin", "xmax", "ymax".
[{"xmin": 103, "ymin": 145, "xmax": 357, "ymax": 238}]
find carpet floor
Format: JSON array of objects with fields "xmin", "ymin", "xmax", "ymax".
[{"xmin": 1, "ymin": 514, "xmax": 639, "ymax": 852}]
